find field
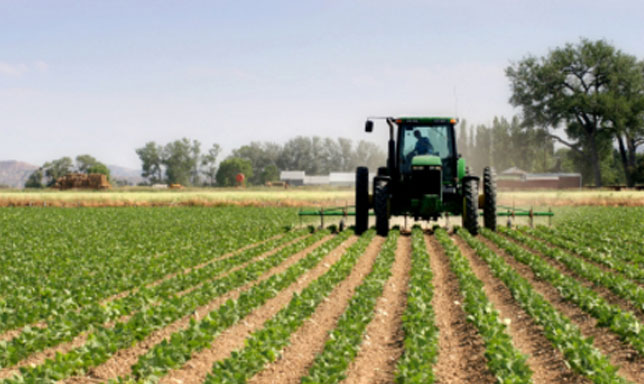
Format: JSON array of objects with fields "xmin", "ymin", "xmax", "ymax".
[{"xmin": 1, "ymin": 206, "xmax": 643, "ymax": 383}]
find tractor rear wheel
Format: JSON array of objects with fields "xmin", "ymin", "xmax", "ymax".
[
  {"xmin": 355, "ymin": 167, "xmax": 369, "ymax": 235},
  {"xmin": 483, "ymin": 167, "xmax": 497, "ymax": 231},
  {"xmin": 462, "ymin": 178, "xmax": 479, "ymax": 235},
  {"xmin": 374, "ymin": 179, "xmax": 389, "ymax": 237}
]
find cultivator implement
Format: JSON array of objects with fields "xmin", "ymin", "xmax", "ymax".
[{"xmin": 298, "ymin": 204, "xmax": 554, "ymax": 230}]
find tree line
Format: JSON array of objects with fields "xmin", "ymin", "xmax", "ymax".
[
  {"xmin": 25, "ymin": 155, "xmax": 111, "ymax": 188},
  {"xmin": 134, "ymin": 136, "xmax": 386, "ymax": 187}
]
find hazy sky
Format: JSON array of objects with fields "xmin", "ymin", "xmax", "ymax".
[{"xmin": 2, "ymin": 0, "xmax": 643, "ymax": 168}]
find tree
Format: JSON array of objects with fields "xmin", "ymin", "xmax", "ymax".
[
  {"xmin": 75, "ymin": 154, "xmax": 111, "ymax": 179},
  {"xmin": 162, "ymin": 138, "xmax": 201, "ymax": 186},
  {"xmin": 232, "ymin": 142, "xmax": 281, "ymax": 184},
  {"xmin": 506, "ymin": 39, "xmax": 636, "ymax": 186},
  {"xmin": 201, "ymin": 143, "xmax": 222, "ymax": 186},
  {"xmin": 42, "ymin": 157, "xmax": 73, "ymax": 186},
  {"xmin": 216, "ymin": 157, "xmax": 253, "ymax": 187},
  {"xmin": 604, "ymin": 56, "xmax": 644, "ymax": 186},
  {"xmin": 25, "ymin": 169, "xmax": 44, "ymax": 188},
  {"xmin": 260, "ymin": 164, "xmax": 280, "ymax": 184},
  {"xmin": 136, "ymin": 142, "xmax": 164, "ymax": 184}
]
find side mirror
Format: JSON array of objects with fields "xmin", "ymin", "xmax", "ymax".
[{"xmin": 365, "ymin": 120, "xmax": 373, "ymax": 132}]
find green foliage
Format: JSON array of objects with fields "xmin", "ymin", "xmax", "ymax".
[
  {"xmin": 24, "ymin": 169, "xmax": 44, "ymax": 188},
  {"xmin": 216, "ymin": 157, "xmax": 253, "ymax": 186},
  {"xmin": 201, "ymin": 143, "xmax": 222, "ymax": 186},
  {"xmin": 136, "ymin": 142, "xmax": 164, "ymax": 184},
  {"xmin": 42, "ymin": 157, "xmax": 74, "ymax": 186},
  {"xmin": 395, "ymin": 227, "xmax": 439, "ymax": 383},
  {"xmin": 434, "ymin": 229, "xmax": 532, "ymax": 383},
  {"xmin": 506, "ymin": 38, "xmax": 644, "ymax": 186},
  {"xmin": 460, "ymin": 229, "xmax": 629, "ymax": 383}
]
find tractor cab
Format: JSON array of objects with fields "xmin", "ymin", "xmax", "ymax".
[{"xmin": 358, "ymin": 116, "xmax": 496, "ymax": 236}]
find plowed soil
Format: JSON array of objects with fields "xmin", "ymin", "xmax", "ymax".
[
  {"xmin": 425, "ymin": 234, "xmax": 496, "ymax": 384},
  {"xmin": 342, "ymin": 235, "xmax": 411, "ymax": 384},
  {"xmin": 247, "ymin": 236, "xmax": 385, "ymax": 384}
]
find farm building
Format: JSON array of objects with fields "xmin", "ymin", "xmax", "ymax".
[
  {"xmin": 498, "ymin": 167, "xmax": 581, "ymax": 189},
  {"xmin": 280, "ymin": 171, "xmax": 375, "ymax": 187}
]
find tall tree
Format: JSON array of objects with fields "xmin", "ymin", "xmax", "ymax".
[
  {"xmin": 507, "ymin": 39, "xmax": 632, "ymax": 186},
  {"xmin": 604, "ymin": 56, "xmax": 644, "ymax": 186},
  {"xmin": 136, "ymin": 142, "xmax": 164, "ymax": 184},
  {"xmin": 162, "ymin": 138, "xmax": 201, "ymax": 186},
  {"xmin": 42, "ymin": 157, "xmax": 74, "ymax": 186},
  {"xmin": 201, "ymin": 143, "xmax": 222, "ymax": 186},
  {"xmin": 75, "ymin": 154, "xmax": 111, "ymax": 178},
  {"xmin": 24, "ymin": 169, "xmax": 44, "ymax": 188}
]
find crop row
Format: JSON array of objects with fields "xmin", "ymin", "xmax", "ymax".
[
  {"xmin": 394, "ymin": 227, "xmax": 439, "ymax": 383},
  {"xmin": 3, "ymin": 228, "xmax": 329, "ymax": 383},
  {"xmin": 199, "ymin": 230, "xmax": 376, "ymax": 383},
  {"xmin": 494, "ymin": 228, "xmax": 644, "ymax": 356},
  {"xmin": 434, "ymin": 228, "xmax": 532, "ymax": 383},
  {"xmin": 461, "ymin": 229, "xmax": 628, "ymax": 384},
  {"xmin": 0, "ymin": 208, "xmax": 294, "ymax": 333},
  {"xmin": 513, "ymin": 227, "xmax": 644, "ymax": 315},
  {"xmin": 533, "ymin": 226, "xmax": 644, "ymax": 283},
  {"xmin": 300, "ymin": 230, "xmax": 399, "ymax": 383},
  {"xmin": 0, "ymin": 229, "xmax": 306, "ymax": 369}
]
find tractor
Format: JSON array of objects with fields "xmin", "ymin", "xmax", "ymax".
[{"xmin": 355, "ymin": 116, "xmax": 497, "ymax": 236}]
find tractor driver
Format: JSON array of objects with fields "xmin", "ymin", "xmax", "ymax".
[{"xmin": 413, "ymin": 130, "xmax": 433, "ymax": 155}]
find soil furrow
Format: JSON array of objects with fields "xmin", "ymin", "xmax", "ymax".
[
  {"xmin": 452, "ymin": 235, "xmax": 590, "ymax": 384},
  {"xmin": 426, "ymin": 233, "xmax": 495, "ymax": 384},
  {"xmin": 159, "ymin": 235, "xmax": 366, "ymax": 384},
  {"xmin": 508, "ymin": 233, "xmax": 644, "ymax": 321},
  {"xmin": 0, "ymin": 235, "xmax": 304, "ymax": 379},
  {"xmin": 60, "ymin": 235, "xmax": 334, "ymax": 384},
  {"xmin": 480, "ymin": 236, "xmax": 644, "ymax": 383},
  {"xmin": 341, "ymin": 235, "xmax": 411, "ymax": 384}
]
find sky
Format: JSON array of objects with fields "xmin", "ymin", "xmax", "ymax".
[{"xmin": 1, "ymin": 0, "xmax": 644, "ymax": 168}]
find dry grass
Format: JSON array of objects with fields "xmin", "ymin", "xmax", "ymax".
[{"xmin": 1, "ymin": 187, "xmax": 643, "ymax": 208}]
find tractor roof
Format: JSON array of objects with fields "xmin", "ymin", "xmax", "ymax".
[{"xmin": 395, "ymin": 117, "xmax": 456, "ymax": 124}]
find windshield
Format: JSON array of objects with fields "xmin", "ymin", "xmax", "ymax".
[{"xmin": 400, "ymin": 125, "xmax": 455, "ymax": 176}]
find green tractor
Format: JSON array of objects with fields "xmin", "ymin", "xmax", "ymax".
[{"xmin": 355, "ymin": 116, "xmax": 497, "ymax": 236}]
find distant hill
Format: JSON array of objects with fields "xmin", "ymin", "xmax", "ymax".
[
  {"xmin": 0, "ymin": 161, "xmax": 38, "ymax": 188},
  {"xmin": 107, "ymin": 165, "xmax": 144, "ymax": 185}
]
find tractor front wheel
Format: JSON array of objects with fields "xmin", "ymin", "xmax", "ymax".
[
  {"xmin": 355, "ymin": 167, "xmax": 369, "ymax": 235},
  {"xmin": 483, "ymin": 167, "xmax": 497, "ymax": 231},
  {"xmin": 462, "ymin": 178, "xmax": 479, "ymax": 235},
  {"xmin": 374, "ymin": 179, "xmax": 390, "ymax": 237}
]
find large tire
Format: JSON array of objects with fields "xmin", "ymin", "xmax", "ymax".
[
  {"xmin": 483, "ymin": 167, "xmax": 497, "ymax": 231},
  {"xmin": 462, "ymin": 178, "xmax": 479, "ymax": 235},
  {"xmin": 355, "ymin": 167, "xmax": 369, "ymax": 235},
  {"xmin": 374, "ymin": 179, "xmax": 389, "ymax": 237}
]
